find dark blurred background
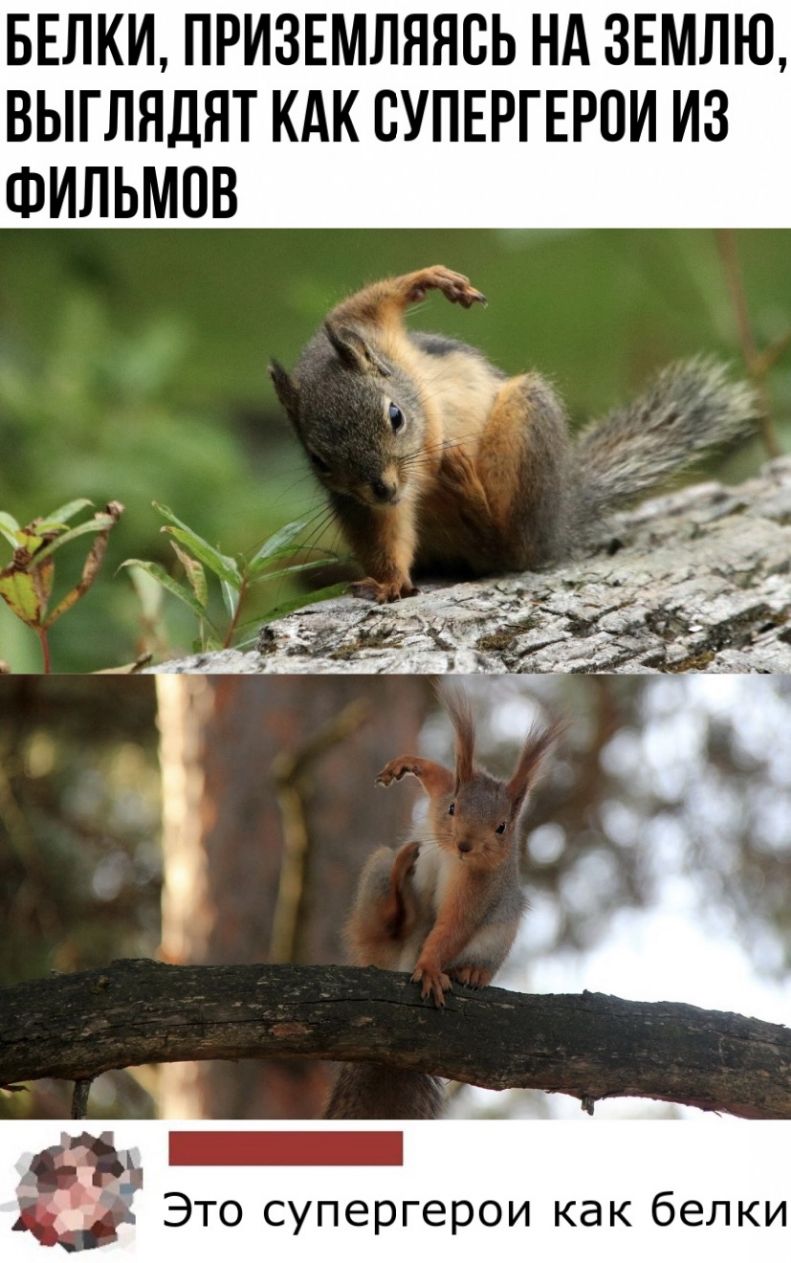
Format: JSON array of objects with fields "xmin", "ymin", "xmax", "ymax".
[
  {"xmin": 1, "ymin": 674, "xmax": 789, "ymax": 1120},
  {"xmin": 1, "ymin": 230, "xmax": 789, "ymax": 670}
]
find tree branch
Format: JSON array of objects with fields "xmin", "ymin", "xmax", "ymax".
[
  {"xmin": 154, "ymin": 462, "xmax": 791, "ymax": 676},
  {"xmin": 1, "ymin": 960, "xmax": 789, "ymax": 1119}
]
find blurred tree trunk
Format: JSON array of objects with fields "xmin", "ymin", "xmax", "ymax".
[{"xmin": 155, "ymin": 676, "xmax": 427, "ymax": 1119}]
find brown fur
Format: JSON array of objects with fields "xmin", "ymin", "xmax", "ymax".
[
  {"xmin": 344, "ymin": 842, "xmax": 421, "ymax": 968},
  {"xmin": 270, "ymin": 267, "xmax": 758, "ymax": 602},
  {"xmin": 324, "ymin": 1064, "xmax": 443, "ymax": 1120},
  {"xmin": 443, "ymin": 687, "xmax": 476, "ymax": 785},
  {"xmin": 322, "ymin": 690, "xmax": 561, "ymax": 1118}
]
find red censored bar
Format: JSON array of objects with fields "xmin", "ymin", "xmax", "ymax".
[{"xmin": 169, "ymin": 1131, "xmax": 403, "ymax": 1166}]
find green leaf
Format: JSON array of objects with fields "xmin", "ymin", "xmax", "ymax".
[
  {"xmin": 163, "ymin": 526, "xmax": 242, "ymax": 589},
  {"xmin": 25, "ymin": 520, "xmax": 70, "ymax": 538},
  {"xmin": 0, "ymin": 569, "xmax": 43, "ymax": 626},
  {"xmin": 120, "ymin": 560, "xmax": 210, "ymax": 623},
  {"xmin": 248, "ymin": 517, "xmax": 313, "ymax": 573},
  {"xmin": 16, "ymin": 527, "xmax": 49, "ymax": 556},
  {"xmin": 170, "ymin": 540, "xmax": 208, "ymax": 609},
  {"xmin": 219, "ymin": 578, "xmax": 238, "ymax": 620},
  {"xmin": 32, "ymin": 515, "xmax": 116, "ymax": 565},
  {"xmin": 40, "ymin": 498, "xmax": 94, "ymax": 526},
  {"xmin": 0, "ymin": 512, "xmax": 20, "ymax": 550},
  {"xmin": 153, "ymin": 502, "xmax": 241, "ymax": 587},
  {"xmin": 127, "ymin": 564, "xmax": 164, "ymax": 622}
]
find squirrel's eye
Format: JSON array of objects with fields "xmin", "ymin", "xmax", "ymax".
[
  {"xmin": 448, "ymin": 802, "xmax": 455, "ymax": 816},
  {"xmin": 495, "ymin": 822, "xmax": 506, "ymax": 835},
  {"xmin": 308, "ymin": 450, "xmax": 330, "ymax": 474},
  {"xmin": 388, "ymin": 403, "xmax": 405, "ymax": 433}
]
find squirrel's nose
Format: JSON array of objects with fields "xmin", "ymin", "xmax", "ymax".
[
  {"xmin": 458, "ymin": 840, "xmax": 472, "ymax": 854},
  {"xmin": 371, "ymin": 478, "xmax": 397, "ymax": 504}
]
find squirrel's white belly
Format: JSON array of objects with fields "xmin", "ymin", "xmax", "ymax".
[
  {"xmin": 396, "ymin": 841, "xmax": 456, "ymax": 971},
  {"xmin": 411, "ymin": 842, "xmax": 455, "ymax": 907}
]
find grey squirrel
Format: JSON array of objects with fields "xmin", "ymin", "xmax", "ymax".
[
  {"xmin": 270, "ymin": 265, "xmax": 758, "ymax": 603},
  {"xmin": 323, "ymin": 689, "xmax": 559, "ymax": 1119}
]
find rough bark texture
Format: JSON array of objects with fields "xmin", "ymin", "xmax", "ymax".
[
  {"xmin": 2, "ymin": 960, "xmax": 790, "ymax": 1119},
  {"xmin": 153, "ymin": 459, "xmax": 791, "ymax": 675}
]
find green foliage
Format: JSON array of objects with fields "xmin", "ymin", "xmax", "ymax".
[
  {"xmin": 0, "ymin": 494, "xmax": 347, "ymax": 670},
  {"xmin": 122, "ymin": 503, "xmax": 349, "ymax": 654},
  {"xmin": 0, "ymin": 479, "xmax": 350, "ymax": 668},
  {"xmin": 0, "ymin": 285, "xmax": 328, "ymax": 669},
  {"xmin": 0, "ymin": 500, "xmax": 123, "ymax": 672}
]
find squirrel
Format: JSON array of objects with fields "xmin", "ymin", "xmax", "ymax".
[
  {"xmin": 270, "ymin": 265, "xmax": 758, "ymax": 603},
  {"xmin": 323, "ymin": 689, "xmax": 559, "ymax": 1119}
]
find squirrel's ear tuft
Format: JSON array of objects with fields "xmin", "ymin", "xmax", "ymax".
[
  {"xmin": 506, "ymin": 719, "xmax": 563, "ymax": 818},
  {"xmin": 325, "ymin": 321, "xmax": 392, "ymax": 378},
  {"xmin": 442, "ymin": 687, "xmax": 476, "ymax": 786},
  {"xmin": 269, "ymin": 360, "xmax": 300, "ymax": 422}
]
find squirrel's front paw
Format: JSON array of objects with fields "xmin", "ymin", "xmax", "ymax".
[
  {"xmin": 408, "ymin": 266, "xmax": 486, "ymax": 309},
  {"xmin": 349, "ymin": 576, "xmax": 419, "ymax": 604},
  {"xmin": 412, "ymin": 961, "xmax": 452, "ymax": 1007},
  {"xmin": 376, "ymin": 757, "xmax": 416, "ymax": 787},
  {"xmin": 451, "ymin": 965, "xmax": 493, "ymax": 990}
]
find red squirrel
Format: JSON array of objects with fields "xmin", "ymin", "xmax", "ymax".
[
  {"xmin": 324, "ymin": 689, "xmax": 560, "ymax": 1118},
  {"xmin": 271, "ymin": 265, "xmax": 757, "ymax": 602}
]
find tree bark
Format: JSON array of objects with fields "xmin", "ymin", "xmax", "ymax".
[
  {"xmin": 152, "ymin": 460, "xmax": 791, "ymax": 675},
  {"xmin": 2, "ymin": 960, "xmax": 790, "ymax": 1120}
]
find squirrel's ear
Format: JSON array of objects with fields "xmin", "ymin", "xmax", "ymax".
[
  {"xmin": 506, "ymin": 720, "xmax": 562, "ymax": 818},
  {"xmin": 442, "ymin": 687, "xmax": 476, "ymax": 786},
  {"xmin": 269, "ymin": 360, "xmax": 300, "ymax": 422},
  {"xmin": 325, "ymin": 322, "xmax": 392, "ymax": 378}
]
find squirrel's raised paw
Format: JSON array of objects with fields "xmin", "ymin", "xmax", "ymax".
[
  {"xmin": 408, "ymin": 266, "xmax": 487, "ymax": 309},
  {"xmin": 376, "ymin": 757, "xmax": 416, "ymax": 787},
  {"xmin": 349, "ymin": 576, "xmax": 419, "ymax": 604},
  {"xmin": 412, "ymin": 961, "xmax": 452, "ymax": 1007},
  {"xmin": 451, "ymin": 965, "xmax": 493, "ymax": 990}
]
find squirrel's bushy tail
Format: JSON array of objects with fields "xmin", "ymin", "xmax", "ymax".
[
  {"xmin": 323, "ymin": 1063, "xmax": 443, "ymax": 1119},
  {"xmin": 574, "ymin": 358, "xmax": 758, "ymax": 522}
]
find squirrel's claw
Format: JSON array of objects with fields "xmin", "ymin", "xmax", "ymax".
[
  {"xmin": 409, "ymin": 266, "xmax": 487, "ymax": 310},
  {"xmin": 439, "ymin": 279, "xmax": 486, "ymax": 309},
  {"xmin": 412, "ymin": 963, "xmax": 452, "ymax": 1007},
  {"xmin": 458, "ymin": 287, "xmax": 487, "ymax": 308},
  {"xmin": 349, "ymin": 577, "xmax": 419, "ymax": 604},
  {"xmin": 451, "ymin": 965, "xmax": 493, "ymax": 990},
  {"xmin": 375, "ymin": 758, "xmax": 412, "ymax": 787}
]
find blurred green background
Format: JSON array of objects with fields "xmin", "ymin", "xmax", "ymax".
[{"xmin": 1, "ymin": 229, "xmax": 789, "ymax": 671}]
